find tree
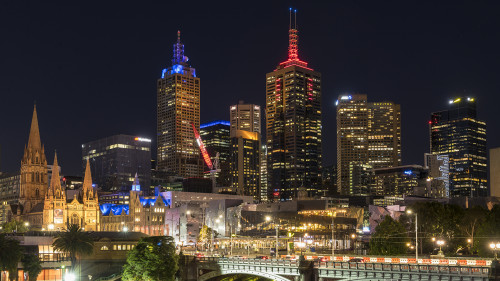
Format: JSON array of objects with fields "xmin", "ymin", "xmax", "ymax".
[
  {"xmin": 122, "ymin": 236, "xmax": 179, "ymax": 281},
  {"xmin": 0, "ymin": 234, "xmax": 23, "ymax": 281},
  {"xmin": 369, "ymin": 215, "xmax": 409, "ymax": 255},
  {"xmin": 22, "ymin": 254, "xmax": 42, "ymax": 281},
  {"xmin": 1, "ymin": 220, "xmax": 29, "ymax": 233},
  {"xmin": 475, "ymin": 205, "xmax": 500, "ymax": 257},
  {"xmin": 461, "ymin": 205, "xmax": 487, "ymax": 254},
  {"xmin": 198, "ymin": 225, "xmax": 217, "ymax": 249},
  {"xmin": 52, "ymin": 224, "xmax": 94, "ymax": 275}
]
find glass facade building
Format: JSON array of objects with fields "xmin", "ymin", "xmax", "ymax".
[
  {"xmin": 200, "ymin": 120, "xmax": 231, "ymax": 187},
  {"xmin": 82, "ymin": 135, "xmax": 151, "ymax": 193},
  {"xmin": 430, "ymin": 97, "xmax": 487, "ymax": 197}
]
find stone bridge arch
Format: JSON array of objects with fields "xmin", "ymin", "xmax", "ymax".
[{"xmin": 198, "ymin": 269, "xmax": 292, "ymax": 281}]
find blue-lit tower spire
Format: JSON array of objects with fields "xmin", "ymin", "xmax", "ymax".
[
  {"xmin": 172, "ymin": 30, "xmax": 189, "ymax": 66},
  {"xmin": 157, "ymin": 31, "xmax": 202, "ymax": 177}
]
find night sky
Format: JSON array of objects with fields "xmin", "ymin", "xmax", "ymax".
[{"xmin": 1, "ymin": 1, "xmax": 499, "ymax": 176}]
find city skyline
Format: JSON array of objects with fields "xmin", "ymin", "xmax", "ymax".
[{"xmin": 1, "ymin": 1, "xmax": 499, "ymax": 175}]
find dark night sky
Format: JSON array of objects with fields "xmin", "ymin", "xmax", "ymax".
[{"xmin": 1, "ymin": 1, "xmax": 499, "ymax": 176}]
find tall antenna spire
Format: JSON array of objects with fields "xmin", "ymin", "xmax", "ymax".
[
  {"xmin": 172, "ymin": 30, "xmax": 188, "ymax": 66},
  {"xmin": 288, "ymin": 8, "xmax": 299, "ymax": 61}
]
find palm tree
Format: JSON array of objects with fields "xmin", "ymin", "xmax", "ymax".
[
  {"xmin": 0, "ymin": 234, "xmax": 23, "ymax": 281},
  {"xmin": 52, "ymin": 224, "xmax": 94, "ymax": 278}
]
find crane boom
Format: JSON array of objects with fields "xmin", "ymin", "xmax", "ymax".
[{"xmin": 191, "ymin": 122, "xmax": 213, "ymax": 170}]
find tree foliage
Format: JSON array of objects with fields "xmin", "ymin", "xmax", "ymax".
[
  {"xmin": 52, "ymin": 224, "xmax": 94, "ymax": 268},
  {"xmin": 22, "ymin": 253, "xmax": 42, "ymax": 281},
  {"xmin": 369, "ymin": 215, "xmax": 409, "ymax": 255},
  {"xmin": 122, "ymin": 236, "xmax": 179, "ymax": 281},
  {"xmin": 0, "ymin": 234, "xmax": 23, "ymax": 281},
  {"xmin": 1, "ymin": 220, "xmax": 29, "ymax": 233},
  {"xmin": 475, "ymin": 205, "xmax": 500, "ymax": 257}
]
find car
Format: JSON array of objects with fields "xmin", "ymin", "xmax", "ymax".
[
  {"xmin": 196, "ymin": 253, "xmax": 204, "ymax": 258},
  {"xmin": 349, "ymin": 258, "xmax": 364, "ymax": 263},
  {"xmin": 256, "ymin": 255, "xmax": 269, "ymax": 260}
]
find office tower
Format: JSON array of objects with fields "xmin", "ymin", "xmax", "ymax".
[
  {"xmin": 157, "ymin": 31, "xmax": 202, "ymax": 177},
  {"xmin": 260, "ymin": 144, "xmax": 268, "ymax": 201},
  {"xmin": 82, "ymin": 135, "xmax": 151, "ymax": 193},
  {"xmin": 230, "ymin": 101, "xmax": 261, "ymax": 135},
  {"xmin": 490, "ymin": 148, "xmax": 500, "ymax": 197},
  {"xmin": 430, "ymin": 97, "xmax": 487, "ymax": 197},
  {"xmin": 200, "ymin": 121, "xmax": 231, "ymax": 186},
  {"xmin": 229, "ymin": 101, "xmax": 262, "ymax": 199},
  {"xmin": 371, "ymin": 165, "xmax": 429, "ymax": 197},
  {"xmin": 424, "ymin": 153, "xmax": 450, "ymax": 198},
  {"xmin": 336, "ymin": 95, "xmax": 402, "ymax": 195},
  {"xmin": 336, "ymin": 94, "xmax": 368, "ymax": 195},
  {"xmin": 368, "ymin": 102, "xmax": 401, "ymax": 168},
  {"xmin": 265, "ymin": 10, "xmax": 322, "ymax": 200},
  {"xmin": 230, "ymin": 130, "xmax": 261, "ymax": 199},
  {"xmin": 18, "ymin": 105, "xmax": 48, "ymax": 215}
]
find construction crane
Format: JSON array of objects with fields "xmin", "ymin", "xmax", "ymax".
[{"xmin": 191, "ymin": 122, "xmax": 221, "ymax": 192}]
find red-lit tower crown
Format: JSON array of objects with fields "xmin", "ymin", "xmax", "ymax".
[{"xmin": 277, "ymin": 8, "xmax": 311, "ymax": 70}]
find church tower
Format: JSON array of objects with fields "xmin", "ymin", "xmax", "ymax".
[
  {"xmin": 80, "ymin": 159, "xmax": 100, "ymax": 231},
  {"xmin": 19, "ymin": 105, "xmax": 48, "ymax": 215},
  {"xmin": 43, "ymin": 152, "xmax": 67, "ymax": 230}
]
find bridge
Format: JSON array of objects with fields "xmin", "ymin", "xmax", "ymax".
[{"xmin": 179, "ymin": 256, "xmax": 498, "ymax": 281}]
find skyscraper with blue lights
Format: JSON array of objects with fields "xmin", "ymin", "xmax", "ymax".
[{"xmin": 157, "ymin": 31, "xmax": 202, "ymax": 178}]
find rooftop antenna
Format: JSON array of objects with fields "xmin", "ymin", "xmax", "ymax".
[
  {"xmin": 289, "ymin": 7, "xmax": 292, "ymax": 29},
  {"xmin": 294, "ymin": 9, "xmax": 297, "ymax": 29}
]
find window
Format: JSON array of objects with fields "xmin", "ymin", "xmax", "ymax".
[{"xmin": 100, "ymin": 246, "xmax": 109, "ymax": 251}]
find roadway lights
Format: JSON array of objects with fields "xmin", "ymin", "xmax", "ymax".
[
  {"xmin": 436, "ymin": 239, "xmax": 445, "ymax": 257},
  {"xmin": 265, "ymin": 216, "xmax": 271, "ymax": 222},
  {"xmin": 65, "ymin": 272, "xmax": 76, "ymax": 281},
  {"xmin": 48, "ymin": 224, "xmax": 55, "ymax": 230},
  {"xmin": 406, "ymin": 209, "xmax": 418, "ymax": 263},
  {"xmin": 490, "ymin": 243, "xmax": 500, "ymax": 259}
]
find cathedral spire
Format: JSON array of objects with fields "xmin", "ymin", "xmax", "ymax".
[
  {"xmin": 27, "ymin": 105, "xmax": 42, "ymax": 151},
  {"xmin": 131, "ymin": 172, "xmax": 141, "ymax": 192},
  {"xmin": 48, "ymin": 151, "xmax": 63, "ymax": 198},
  {"xmin": 83, "ymin": 159, "xmax": 94, "ymax": 200}
]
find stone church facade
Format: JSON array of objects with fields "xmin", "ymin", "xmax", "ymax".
[{"xmin": 14, "ymin": 106, "xmax": 100, "ymax": 231}]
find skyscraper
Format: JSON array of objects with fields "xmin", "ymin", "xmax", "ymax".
[
  {"xmin": 82, "ymin": 134, "xmax": 151, "ymax": 193},
  {"xmin": 336, "ymin": 95, "xmax": 401, "ymax": 195},
  {"xmin": 157, "ymin": 31, "xmax": 202, "ymax": 178},
  {"xmin": 230, "ymin": 101, "xmax": 261, "ymax": 135},
  {"xmin": 336, "ymin": 94, "xmax": 368, "ymax": 195},
  {"xmin": 368, "ymin": 102, "xmax": 401, "ymax": 169},
  {"xmin": 265, "ymin": 10, "xmax": 322, "ymax": 200},
  {"xmin": 430, "ymin": 97, "xmax": 487, "ymax": 197},
  {"xmin": 200, "ymin": 121, "xmax": 231, "ymax": 186},
  {"xmin": 230, "ymin": 102, "xmax": 262, "ymax": 200}
]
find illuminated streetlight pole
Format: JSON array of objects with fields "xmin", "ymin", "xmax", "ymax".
[
  {"xmin": 436, "ymin": 240, "xmax": 445, "ymax": 256},
  {"xmin": 406, "ymin": 210, "xmax": 418, "ymax": 263},
  {"xmin": 490, "ymin": 243, "xmax": 500, "ymax": 260}
]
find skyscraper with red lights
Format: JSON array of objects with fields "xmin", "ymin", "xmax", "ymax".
[{"xmin": 265, "ymin": 10, "xmax": 322, "ymax": 200}]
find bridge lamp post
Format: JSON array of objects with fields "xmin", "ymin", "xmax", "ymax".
[
  {"xmin": 406, "ymin": 209, "xmax": 418, "ymax": 263},
  {"xmin": 436, "ymin": 240, "xmax": 445, "ymax": 256},
  {"xmin": 490, "ymin": 243, "xmax": 500, "ymax": 260},
  {"xmin": 331, "ymin": 213, "xmax": 335, "ymax": 259}
]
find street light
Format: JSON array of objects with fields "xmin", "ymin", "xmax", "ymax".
[
  {"xmin": 436, "ymin": 240, "xmax": 445, "ymax": 256},
  {"xmin": 48, "ymin": 224, "xmax": 55, "ymax": 231},
  {"xmin": 406, "ymin": 209, "xmax": 418, "ymax": 263},
  {"xmin": 490, "ymin": 243, "xmax": 500, "ymax": 260}
]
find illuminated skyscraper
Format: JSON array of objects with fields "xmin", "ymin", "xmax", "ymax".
[
  {"xmin": 336, "ymin": 95, "xmax": 401, "ymax": 195},
  {"xmin": 230, "ymin": 102, "xmax": 261, "ymax": 200},
  {"xmin": 230, "ymin": 101, "xmax": 261, "ymax": 135},
  {"xmin": 157, "ymin": 31, "xmax": 202, "ymax": 177},
  {"xmin": 336, "ymin": 94, "xmax": 368, "ymax": 195},
  {"xmin": 368, "ymin": 102, "xmax": 401, "ymax": 168},
  {"xmin": 265, "ymin": 10, "xmax": 322, "ymax": 200},
  {"xmin": 430, "ymin": 97, "xmax": 487, "ymax": 197},
  {"xmin": 200, "ymin": 121, "xmax": 231, "ymax": 186}
]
